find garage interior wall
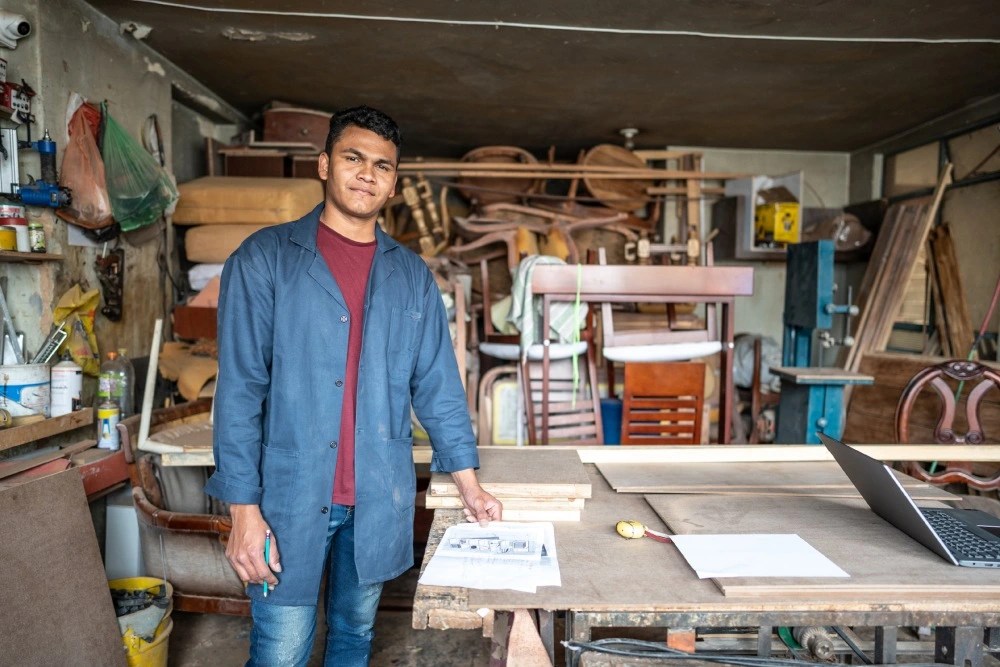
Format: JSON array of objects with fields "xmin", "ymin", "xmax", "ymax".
[{"xmin": 0, "ymin": 0, "xmax": 242, "ymax": 360}]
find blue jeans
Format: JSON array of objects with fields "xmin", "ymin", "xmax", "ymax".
[{"xmin": 248, "ymin": 504, "xmax": 384, "ymax": 667}]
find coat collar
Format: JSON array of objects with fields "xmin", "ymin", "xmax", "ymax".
[{"xmin": 291, "ymin": 203, "xmax": 401, "ymax": 307}]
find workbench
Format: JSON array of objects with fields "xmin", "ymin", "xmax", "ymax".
[{"xmin": 413, "ymin": 463, "xmax": 1000, "ymax": 667}]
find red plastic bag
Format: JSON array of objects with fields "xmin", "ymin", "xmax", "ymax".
[{"xmin": 59, "ymin": 105, "xmax": 113, "ymax": 228}]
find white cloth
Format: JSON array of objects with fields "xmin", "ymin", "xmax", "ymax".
[{"xmin": 506, "ymin": 255, "xmax": 587, "ymax": 360}]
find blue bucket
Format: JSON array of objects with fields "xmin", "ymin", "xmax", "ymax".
[{"xmin": 600, "ymin": 398, "xmax": 622, "ymax": 445}]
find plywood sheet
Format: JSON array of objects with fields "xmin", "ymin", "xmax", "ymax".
[
  {"xmin": 0, "ymin": 469, "xmax": 127, "ymax": 665},
  {"xmin": 430, "ymin": 448, "xmax": 591, "ymax": 499},
  {"xmin": 595, "ymin": 461, "xmax": 955, "ymax": 501},
  {"xmin": 645, "ymin": 493, "xmax": 1000, "ymax": 599}
]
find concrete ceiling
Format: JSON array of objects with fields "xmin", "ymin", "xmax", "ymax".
[{"xmin": 87, "ymin": 1, "xmax": 1000, "ymax": 157}]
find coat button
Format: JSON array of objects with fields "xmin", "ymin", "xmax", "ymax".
[
  {"xmin": 335, "ymin": 379, "xmax": 344, "ymax": 387},
  {"xmin": 329, "ymin": 440, "xmax": 338, "ymax": 448},
  {"xmin": 340, "ymin": 315, "xmax": 348, "ymax": 322},
  {"xmin": 321, "ymin": 507, "xmax": 329, "ymax": 514}
]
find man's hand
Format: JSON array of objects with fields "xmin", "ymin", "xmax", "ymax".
[
  {"xmin": 451, "ymin": 468, "xmax": 503, "ymax": 526},
  {"xmin": 227, "ymin": 504, "xmax": 282, "ymax": 588}
]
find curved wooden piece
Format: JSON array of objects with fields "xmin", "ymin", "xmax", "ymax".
[
  {"xmin": 445, "ymin": 230, "xmax": 519, "ymax": 271},
  {"xmin": 894, "ymin": 360, "xmax": 1000, "ymax": 490}
]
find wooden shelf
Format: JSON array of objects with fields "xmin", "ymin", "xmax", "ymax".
[
  {"xmin": 0, "ymin": 409, "xmax": 93, "ymax": 453},
  {"xmin": 0, "ymin": 249, "xmax": 64, "ymax": 263}
]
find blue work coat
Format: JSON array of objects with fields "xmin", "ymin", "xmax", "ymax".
[{"xmin": 205, "ymin": 204, "xmax": 478, "ymax": 605}]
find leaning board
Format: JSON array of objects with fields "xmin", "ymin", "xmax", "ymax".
[
  {"xmin": 596, "ymin": 461, "xmax": 955, "ymax": 501},
  {"xmin": 429, "ymin": 448, "xmax": 591, "ymax": 499},
  {"xmin": 645, "ymin": 493, "xmax": 1000, "ymax": 598}
]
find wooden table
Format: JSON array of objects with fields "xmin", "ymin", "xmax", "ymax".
[{"xmin": 413, "ymin": 463, "xmax": 1000, "ymax": 667}]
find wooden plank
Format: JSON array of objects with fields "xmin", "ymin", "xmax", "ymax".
[
  {"xmin": 429, "ymin": 448, "xmax": 592, "ymax": 499},
  {"xmin": 532, "ymin": 264, "xmax": 754, "ymax": 298},
  {"xmin": 929, "ymin": 224, "xmax": 975, "ymax": 357},
  {"xmin": 595, "ymin": 461, "xmax": 955, "ymax": 501},
  {"xmin": 645, "ymin": 493, "xmax": 1000, "ymax": 599},
  {"xmin": 426, "ymin": 495, "xmax": 585, "ymax": 510},
  {"xmin": 771, "ymin": 368, "xmax": 874, "ymax": 385},
  {"xmin": 0, "ymin": 439, "xmax": 97, "ymax": 480},
  {"xmin": 579, "ymin": 444, "xmax": 1000, "ymax": 464},
  {"xmin": 0, "ymin": 470, "xmax": 127, "ymax": 665},
  {"xmin": 0, "ymin": 409, "xmax": 94, "ymax": 453}
]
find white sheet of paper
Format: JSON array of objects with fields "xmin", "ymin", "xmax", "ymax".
[
  {"xmin": 670, "ymin": 534, "xmax": 850, "ymax": 579},
  {"xmin": 418, "ymin": 521, "xmax": 561, "ymax": 592}
]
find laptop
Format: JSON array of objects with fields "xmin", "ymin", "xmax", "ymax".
[{"xmin": 818, "ymin": 432, "xmax": 1000, "ymax": 568}]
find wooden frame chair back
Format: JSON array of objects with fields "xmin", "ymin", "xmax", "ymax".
[
  {"xmin": 621, "ymin": 361, "xmax": 706, "ymax": 445},
  {"xmin": 894, "ymin": 360, "xmax": 1000, "ymax": 490}
]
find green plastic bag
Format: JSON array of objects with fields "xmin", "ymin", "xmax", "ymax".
[{"xmin": 100, "ymin": 103, "xmax": 178, "ymax": 232}]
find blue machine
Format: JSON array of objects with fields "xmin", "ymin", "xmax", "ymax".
[
  {"xmin": 775, "ymin": 240, "xmax": 872, "ymax": 444},
  {"xmin": 16, "ymin": 129, "xmax": 71, "ymax": 208}
]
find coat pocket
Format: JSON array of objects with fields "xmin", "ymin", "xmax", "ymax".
[
  {"xmin": 260, "ymin": 444, "xmax": 299, "ymax": 526},
  {"xmin": 387, "ymin": 307, "xmax": 422, "ymax": 379},
  {"xmin": 387, "ymin": 436, "xmax": 416, "ymax": 511}
]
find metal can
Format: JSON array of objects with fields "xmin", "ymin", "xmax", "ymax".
[
  {"xmin": 28, "ymin": 221, "xmax": 45, "ymax": 253},
  {"xmin": 97, "ymin": 400, "xmax": 121, "ymax": 450},
  {"xmin": 0, "ymin": 225, "xmax": 15, "ymax": 250}
]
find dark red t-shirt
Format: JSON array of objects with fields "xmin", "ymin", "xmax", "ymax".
[{"xmin": 317, "ymin": 223, "xmax": 376, "ymax": 506}]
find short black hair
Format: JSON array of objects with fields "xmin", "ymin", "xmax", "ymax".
[{"xmin": 323, "ymin": 105, "xmax": 402, "ymax": 160}]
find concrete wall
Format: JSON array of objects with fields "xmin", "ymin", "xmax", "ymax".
[
  {"xmin": 676, "ymin": 147, "xmax": 851, "ymax": 348},
  {"xmin": 0, "ymin": 0, "xmax": 243, "ymax": 371}
]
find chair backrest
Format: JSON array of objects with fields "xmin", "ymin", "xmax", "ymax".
[
  {"xmin": 894, "ymin": 359, "xmax": 1000, "ymax": 490},
  {"xmin": 621, "ymin": 361, "xmax": 705, "ymax": 445}
]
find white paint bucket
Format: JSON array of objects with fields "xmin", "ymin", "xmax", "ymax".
[
  {"xmin": 50, "ymin": 358, "xmax": 83, "ymax": 417},
  {"xmin": 0, "ymin": 363, "xmax": 51, "ymax": 417}
]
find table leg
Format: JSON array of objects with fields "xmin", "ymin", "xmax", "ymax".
[
  {"xmin": 757, "ymin": 626, "xmax": 773, "ymax": 657},
  {"xmin": 720, "ymin": 301, "xmax": 735, "ymax": 444},
  {"xmin": 566, "ymin": 612, "xmax": 591, "ymax": 667},
  {"xmin": 935, "ymin": 626, "xmax": 985, "ymax": 667},
  {"xmin": 875, "ymin": 626, "xmax": 898, "ymax": 664},
  {"xmin": 539, "ymin": 610, "xmax": 555, "ymax": 665}
]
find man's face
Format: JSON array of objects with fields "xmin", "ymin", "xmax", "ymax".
[{"xmin": 318, "ymin": 125, "xmax": 398, "ymax": 223}]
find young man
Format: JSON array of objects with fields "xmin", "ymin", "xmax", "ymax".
[{"xmin": 206, "ymin": 106, "xmax": 502, "ymax": 666}]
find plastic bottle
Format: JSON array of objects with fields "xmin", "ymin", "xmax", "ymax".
[
  {"xmin": 116, "ymin": 348, "xmax": 136, "ymax": 419},
  {"xmin": 97, "ymin": 349, "xmax": 135, "ymax": 418}
]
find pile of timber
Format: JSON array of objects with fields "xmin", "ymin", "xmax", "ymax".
[
  {"xmin": 426, "ymin": 448, "xmax": 591, "ymax": 521},
  {"xmin": 844, "ymin": 164, "xmax": 953, "ymax": 373}
]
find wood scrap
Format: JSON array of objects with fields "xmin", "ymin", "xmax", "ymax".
[
  {"xmin": 429, "ymin": 448, "xmax": 591, "ymax": 499},
  {"xmin": 0, "ymin": 439, "xmax": 97, "ymax": 480}
]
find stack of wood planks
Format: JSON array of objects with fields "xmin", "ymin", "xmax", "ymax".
[
  {"xmin": 844, "ymin": 164, "xmax": 953, "ymax": 374},
  {"xmin": 426, "ymin": 448, "xmax": 591, "ymax": 521}
]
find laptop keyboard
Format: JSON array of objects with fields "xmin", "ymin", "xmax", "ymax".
[{"xmin": 921, "ymin": 510, "xmax": 1000, "ymax": 560}]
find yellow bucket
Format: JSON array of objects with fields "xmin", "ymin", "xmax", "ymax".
[
  {"xmin": 108, "ymin": 576, "xmax": 174, "ymax": 667},
  {"xmin": 122, "ymin": 618, "xmax": 173, "ymax": 667}
]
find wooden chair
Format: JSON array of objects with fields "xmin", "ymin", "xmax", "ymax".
[
  {"xmin": 530, "ymin": 262, "xmax": 753, "ymax": 443},
  {"xmin": 894, "ymin": 359, "xmax": 1000, "ymax": 490},
  {"xmin": 594, "ymin": 247, "xmax": 722, "ymax": 395},
  {"xmin": 620, "ymin": 362, "xmax": 706, "ymax": 445},
  {"xmin": 118, "ymin": 401, "xmax": 250, "ymax": 616}
]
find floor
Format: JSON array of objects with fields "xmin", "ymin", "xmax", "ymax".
[{"xmin": 166, "ymin": 568, "xmax": 493, "ymax": 667}]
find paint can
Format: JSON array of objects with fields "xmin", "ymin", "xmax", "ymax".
[
  {"xmin": 97, "ymin": 399, "xmax": 121, "ymax": 450},
  {"xmin": 0, "ymin": 363, "xmax": 51, "ymax": 418},
  {"xmin": 0, "ymin": 205, "xmax": 27, "ymax": 252},
  {"xmin": 50, "ymin": 357, "xmax": 83, "ymax": 417},
  {"xmin": 0, "ymin": 225, "xmax": 16, "ymax": 250}
]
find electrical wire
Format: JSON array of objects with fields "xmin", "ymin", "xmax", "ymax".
[
  {"xmin": 563, "ymin": 638, "xmax": 822, "ymax": 667},
  {"xmin": 129, "ymin": 1, "xmax": 1000, "ymax": 45}
]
